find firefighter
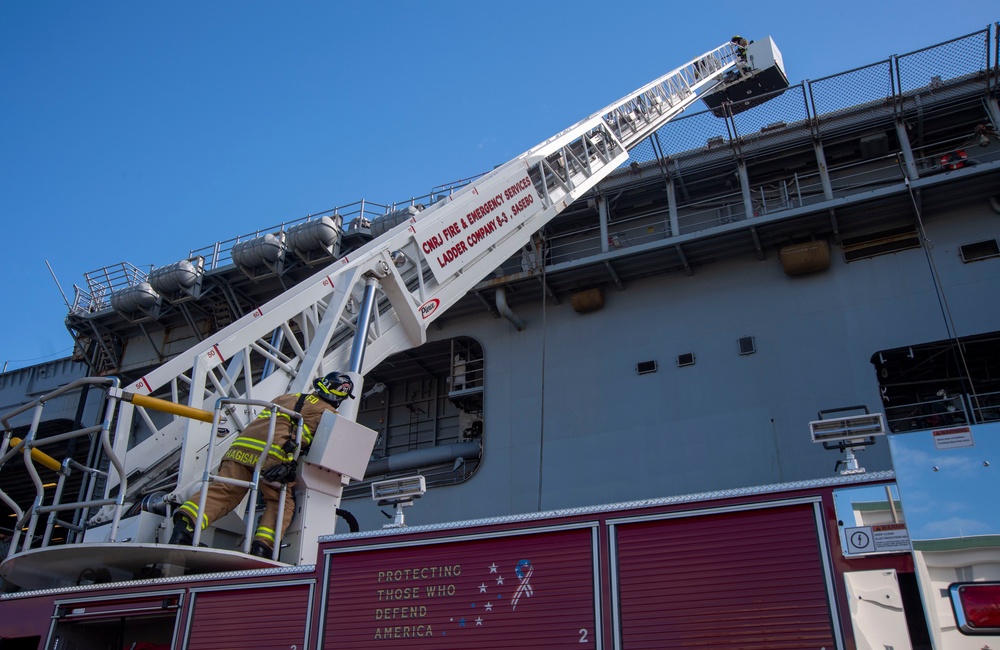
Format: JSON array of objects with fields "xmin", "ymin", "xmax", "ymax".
[
  {"xmin": 168, "ymin": 371, "xmax": 355, "ymax": 557},
  {"xmin": 731, "ymin": 35, "xmax": 749, "ymax": 61}
]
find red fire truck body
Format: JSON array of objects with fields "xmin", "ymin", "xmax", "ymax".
[{"xmin": 1, "ymin": 475, "xmax": 910, "ymax": 649}]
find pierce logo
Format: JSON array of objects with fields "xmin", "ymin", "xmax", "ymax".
[{"xmin": 419, "ymin": 298, "xmax": 440, "ymax": 319}]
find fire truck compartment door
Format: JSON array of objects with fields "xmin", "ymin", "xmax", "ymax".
[{"xmin": 845, "ymin": 569, "xmax": 913, "ymax": 650}]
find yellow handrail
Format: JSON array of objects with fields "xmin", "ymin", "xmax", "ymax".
[
  {"xmin": 124, "ymin": 392, "xmax": 215, "ymax": 423},
  {"xmin": 9, "ymin": 437, "xmax": 62, "ymax": 472}
]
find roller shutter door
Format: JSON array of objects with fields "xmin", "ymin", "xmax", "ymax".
[
  {"xmin": 614, "ymin": 502, "xmax": 836, "ymax": 649},
  {"xmin": 186, "ymin": 583, "xmax": 312, "ymax": 650}
]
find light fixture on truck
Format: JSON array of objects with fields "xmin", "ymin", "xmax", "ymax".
[
  {"xmin": 371, "ymin": 475, "xmax": 426, "ymax": 504},
  {"xmin": 950, "ymin": 582, "xmax": 1000, "ymax": 634},
  {"xmin": 810, "ymin": 411, "xmax": 886, "ymax": 475},
  {"xmin": 809, "ymin": 413, "xmax": 886, "ymax": 444},
  {"xmin": 372, "ymin": 476, "xmax": 426, "ymax": 528},
  {"xmin": 372, "ymin": 474, "xmax": 427, "ymax": 528}
]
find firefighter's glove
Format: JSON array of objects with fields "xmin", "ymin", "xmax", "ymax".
[{"xmin": 262, "ymin": 460, "xmax": 298, "ymax": 484}]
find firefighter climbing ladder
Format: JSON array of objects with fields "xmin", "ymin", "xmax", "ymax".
[{"xmin": 4, "ymin": 41, "xmax": 741, "ymax": 568}]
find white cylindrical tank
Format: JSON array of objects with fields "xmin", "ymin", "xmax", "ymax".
[
  {"xmin": 287, "ymin": 215, "xmax": 342, "ymax": 253},
  {"xmin": 110, "ymin": 282, "xmax": 159, "ymax": 313},
  {"xmin": 148, "ymin": 259, "xmax": 200, "ymax": 293},
  {"xmin": 370, "ymin": 205, "xmax": 423, "ymax": 238},
  {"xmin": 232, "ymin": 233, "xmax": 282, "ymax": 269}
]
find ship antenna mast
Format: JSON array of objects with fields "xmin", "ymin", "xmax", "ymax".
[{"xmin": 45, "ymin": 260, "xmax": 72, "ymax": 310}]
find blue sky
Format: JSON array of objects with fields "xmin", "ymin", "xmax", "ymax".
[{"xmin": 1, "ymin": 1, "xmax": 997, "ymax": 372}]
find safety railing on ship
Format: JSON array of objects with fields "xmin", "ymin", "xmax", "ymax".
[
  {"xmin": 522, "ymin": 113, "xmax": 1000, "ymax": 269},
  {"xmin": 883, "ymin": 391, "xmax": 1000, "ymax": 433},
  {"xmin": 67, "ymin": 179, "xmax": 485, "ymax": 316},
  {"xmin": 187, "ymin": 200, "xmax": 390, "ymax": 271},
  {"xmin": 70, "ymin": 262, "xmax": 153, "ymax": 315},
  {"xmin": 970, "ymin": 390, "xmax": 1000, "ymax": 424}
]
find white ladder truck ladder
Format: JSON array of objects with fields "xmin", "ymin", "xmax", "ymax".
[{"xmin": 80, "ymin": 41, "xmax": 743, "ymax": 566}]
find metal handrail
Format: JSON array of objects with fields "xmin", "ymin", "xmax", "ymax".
[
  {"xmin": 0, "ymin": 377, "xmax": 123, "ymax": 557},
  {"xmin": 185, "ymin": 397, "xmax": 305, "ymax": 559},
  {"xmin": 885, "ymin": 395, "xmax": 971, "ymax": 433},
  {"xmin": 969, "ymin": 390, "xmax": 1000, "ymax": 424}
]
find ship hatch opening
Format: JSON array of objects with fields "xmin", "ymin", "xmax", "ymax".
[
  {"xmin": 871, "ymin": 331, "xmax": 1000, "ymax": 432},
  {"xmin": 343, "ymin": 336, "xmax": 485, "ymax": 501}
]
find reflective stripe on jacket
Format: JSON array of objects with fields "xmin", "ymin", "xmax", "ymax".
[
  {"xmin": 222, "ymin": 436, "xmax": 292, "ymax": 466},
  {"xmin": 256, "ymin": 407, "xmax": 315, "ymax": 448},
  {"xmin": 221, "ymin": 392, "xmax": 337, "ymax": 468}
]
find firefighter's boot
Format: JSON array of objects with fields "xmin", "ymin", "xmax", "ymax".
[
  {"xmin": 250, "ymin": 540, "xmax": 272, "ymax": 558},
  {"xmin": 168, "ymin": 514, "xmax": 195, "ymax": 546}
]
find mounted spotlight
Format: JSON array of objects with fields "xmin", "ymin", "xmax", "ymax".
[
  {"xmin": 810, "ymin": 413, "xmax": 886, "ymax": 445},
  {"xmin": 810, "ymin": 412, "xmax": 886, "ymax": 475},
  {"xmin": 371, "ymin": 475, "xmax": 426, "ymax": 528}
]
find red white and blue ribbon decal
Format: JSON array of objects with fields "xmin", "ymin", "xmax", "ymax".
[{"xmin": 511, "ymin": 559, "xmax": 533, "ymax": 610}]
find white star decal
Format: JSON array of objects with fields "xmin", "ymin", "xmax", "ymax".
[
  {"xmin": 485, "ymin": 602, "xmax": 493, "ymax": 612},
  {"xmin": 489, "ymin": 562, "xmax": 498, "ymax": 573},
  {"xmin": 476, "ymin": 616, "xmax": 483, "ymax": 626},
  {"xmin": 496, "ymin": 575, "xmax": 504, "ymax": 586},
  {"xmin": 479, "ymin": 582, "xmax": 487, "ymax": 593}
]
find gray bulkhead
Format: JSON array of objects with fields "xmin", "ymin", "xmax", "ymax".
[{"xmin": 344, "ymin": 201, "xmax": 1000, "ymax": 531}]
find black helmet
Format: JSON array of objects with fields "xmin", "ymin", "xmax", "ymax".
[{"xmin": 313, "ymin": 372, "xmax": 355, "ymax": 406}]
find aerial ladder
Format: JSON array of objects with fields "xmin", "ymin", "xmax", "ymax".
[{"xmin": 1, "ymin": 39, "xmax": 779, "ymax": 587}]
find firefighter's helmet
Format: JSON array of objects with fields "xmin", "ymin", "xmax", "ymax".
[{"xmin": 314, "ymin": 372, "xmax": 355, "ymax": 407}]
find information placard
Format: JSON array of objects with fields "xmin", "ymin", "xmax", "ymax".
[{"xmin": 844, "ymin": 523, "xmax": 911, "ymax": 555}]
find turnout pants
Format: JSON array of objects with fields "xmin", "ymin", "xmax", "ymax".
[{"xmin": 178, "ymin": 459, "xmax": 294, "ymax": 551}]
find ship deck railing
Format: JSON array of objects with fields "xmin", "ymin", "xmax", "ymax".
[
  {"xmin": 884, "ymin": 391, "xmax": 1000, "ymax": 433},
  {"xmin": 970, "ymin": 390, "xmax": 1000, "ymax": 424},
  {"xmin": 538, "ymin": 133, "xmax": 999, "ymax": 269}
]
